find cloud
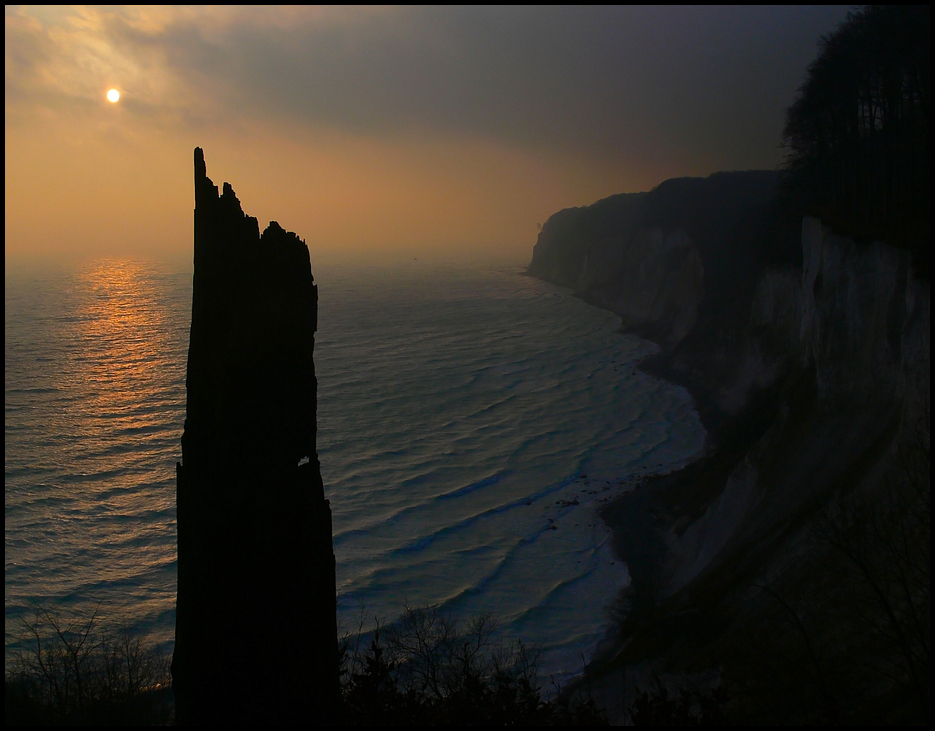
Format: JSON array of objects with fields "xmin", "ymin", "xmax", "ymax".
[
  {"xmin": 7, "ymin": 5, "xmax": 854, "ymax": 169},
  {"xmin": 5, "ymin": 5, "xmax": 858, "ymax": 264}
]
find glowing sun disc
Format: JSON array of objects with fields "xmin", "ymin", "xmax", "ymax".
[{"xmin": 107, "ymin": 89, "xmax": 120, "ymax": 103}]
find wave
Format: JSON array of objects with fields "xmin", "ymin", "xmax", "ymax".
[{"xmin": 6, "ymin": 261, "xmax": 705, "ymax": 682}]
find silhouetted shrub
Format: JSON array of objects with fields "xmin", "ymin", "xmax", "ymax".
[
  {"xmin": 627, "ymin": 682, "xmax": 729, "ymax": 726},
  {"xmin": 811, "ymin": 415, "xmax": 930, "ymax": 723},
  {"xmin": 6, "ymin": 601, "xmax": 607, "ymax": 726},
  {"xmin": 4, "ymin": 605, "xmax": 172, "ymax": 726},
  {"xmin": 719, "ymin": 415, "xmax": 930, "ymax": 724},
  {"xmin": 339, "ymin": 605, "xmax": 607, "ymax": 725}
]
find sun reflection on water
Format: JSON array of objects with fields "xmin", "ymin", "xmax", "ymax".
[
  {"xmin": 5, "ymin": 258, "xmax": 191, "ymax": 653},
  {"xmin": 76, "ymin": 259, "xmax": 172, "ymax": 421}
]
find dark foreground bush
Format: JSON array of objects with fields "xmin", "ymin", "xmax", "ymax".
[
  {"xmin": 627, "ymin": 681, "xmax": 729, "ymax": 726},
  {"xmin": 4, "ymin": 606, "xmax": 172, "ymax": 726},
  {"xmin": 7, "ymin": 602, "xmax": 606, "ymax": 725},
  {"xmin": 340, "ymin": 605, "xmax": 607, "ymax": 725}
]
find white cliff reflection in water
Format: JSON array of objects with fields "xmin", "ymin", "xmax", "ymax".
[{"xmin": 5, "ymin": 258, "xmax": 705, "ymax": 682}]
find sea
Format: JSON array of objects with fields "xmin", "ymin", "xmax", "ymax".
[{"xmin": 4, "ymin": 256, "xmax": 705, "ymax": 685}]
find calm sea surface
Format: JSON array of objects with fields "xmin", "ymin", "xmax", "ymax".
[{"xmin": 5, "ymin": 257, "xmax": 704, "ymax": 682}]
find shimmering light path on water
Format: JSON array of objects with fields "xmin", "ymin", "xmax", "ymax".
[
  {"xmin": 5, "ymin": 258, "xmax": 705, "ymax": 682},
  {"xmin": 5, "ymin": 260, "xmax": 188, "ymax": 647}
]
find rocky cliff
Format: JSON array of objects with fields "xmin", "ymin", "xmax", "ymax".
[
  {"xmin": 662, "ymin": 216, "xmax": 929, "ymax": 592},
  {"xmin": 529, "ymin": 170, "xmax": 801, "ymax": 435},
  {"xmin": 173, "ymin": 149, "xmax": 338, "ymax": 725},
  {"xmin": 528, "ymin": 178, "xmax": 930, "ymax": 723}
]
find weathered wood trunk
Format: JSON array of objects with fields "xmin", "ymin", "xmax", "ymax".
[{"xmin": 173, "ymin": 147, "xmax": 338, "ymax": 725}]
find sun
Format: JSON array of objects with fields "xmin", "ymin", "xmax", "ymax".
[{"xmin": 107, "ymin": 89, "xmax": 120, "ymax": 103}]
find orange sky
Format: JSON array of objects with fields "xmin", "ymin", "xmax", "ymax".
[{"xmin": 5, "ymin": 6, "xmax": 854, "ymax": 267}]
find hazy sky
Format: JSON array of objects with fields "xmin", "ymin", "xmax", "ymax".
[{"xmin": 5, "ymin": 5, "xmax": 854, "ymax": 265}]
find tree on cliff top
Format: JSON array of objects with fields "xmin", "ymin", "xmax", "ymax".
[{"xmin": 782, "ymin": 5, "xmax": 930, "ymax": 272}]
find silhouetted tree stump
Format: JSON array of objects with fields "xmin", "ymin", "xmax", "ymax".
[{"xmin": 173, "ymin": 148, "xmax": 338, "ymax": 725}]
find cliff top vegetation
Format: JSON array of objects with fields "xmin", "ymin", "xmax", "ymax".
[{"xmin": 782, "ymin": 4, "xmax": 930, "ymax": 275}]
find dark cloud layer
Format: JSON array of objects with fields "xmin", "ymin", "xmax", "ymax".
[
  {"xmin": 152, "ymin": 6, "xmax": 854, "ymax": 168},
  {"xmin": 8, "ymin": 6, "xmax": 854, "ymax": 167},
  {"xmin": 5, "ymin": 6, "xmax": 856, "ymax": 261}
]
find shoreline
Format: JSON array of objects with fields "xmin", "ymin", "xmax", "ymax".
[{"xmin": 553, "ymin": 293, "xmax": 786, "ymax": 720}]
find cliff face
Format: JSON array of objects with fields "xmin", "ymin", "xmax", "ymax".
[
  {"xmin": 664, "ymin": 217, "xmax": 929, "ymax": 594},
  {"xmin": 173, "ymin": 149, "xmax": 337, "ymax": 725},
  {"xmin": 799, "ymin": 218, "xmax": 929, "ymax": 410},
  {"xmin": 529, "ymin": 181, "xmax": 930, "ymax": 722},
  {"xmin": 532, "ymin": 210, "xmax": 704, "ymax": 351},
  {"xmin": 531, "ymin": 181, "xmax": 930, "ymax": 583},
  {"xmin": 528, "ymin": 170, "xmax": 796, "ymax": 434}
]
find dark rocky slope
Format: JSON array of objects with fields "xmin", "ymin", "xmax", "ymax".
[{"xmin": 528, "ymin": 176, "xmax": 930, "ymax": 723}]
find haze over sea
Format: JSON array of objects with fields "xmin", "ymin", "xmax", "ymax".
[{"xmin": 5, "ymin": 257, "xmax": 705, "ymax": 682}]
